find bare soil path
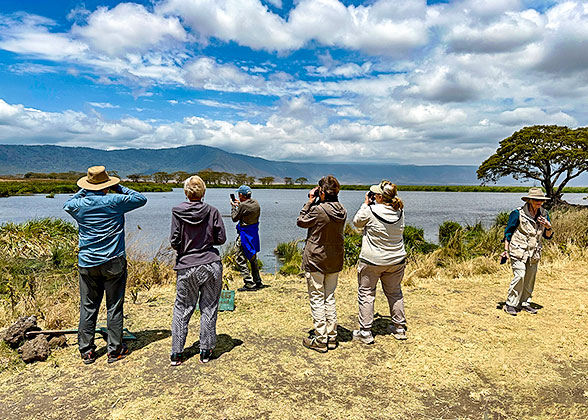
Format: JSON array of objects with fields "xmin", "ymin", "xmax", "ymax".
[{"xmin": 1, "ymin": 259, "xmax": 587, "ymax": 420}]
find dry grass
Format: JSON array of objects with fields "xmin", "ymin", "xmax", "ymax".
[{"xmin": 1, "ymin": 249, "xmax": 587, "ymax": 420}]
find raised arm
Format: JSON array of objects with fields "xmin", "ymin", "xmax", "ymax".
[
  {"xmin": 110, "ymin": 184, "xmax": 147, "ymax": 213},
  {"xmin": 296, "ymin": 201, "xmax": 319, "ymax": 228}
]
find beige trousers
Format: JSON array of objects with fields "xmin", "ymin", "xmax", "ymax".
[
  {"xmin": 506, "ymin": 258, "xmax": 538, "ymax": 307},
  {"xmin": 357, "ymin": 261, "xmax": 406, "ymax": 330},
  {"xmin": 306, "ymin": 271, "xmax": 339, "ymax": 344}
]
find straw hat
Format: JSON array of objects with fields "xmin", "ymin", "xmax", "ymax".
[
  {"xmin": 77, "ymin": 166, "xmax": 120, "ymax": 191},
  {"xmin": 522, "ymin": 187, "xmax": 549, "ymax": 201}
]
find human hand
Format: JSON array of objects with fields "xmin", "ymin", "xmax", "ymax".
[
  {"xmin": 364, "ymin": 192, "xmax": 371, "ymax": 205},
  {"xmin": 537, "ymin": 216, "xmax": 551, "ymax": 230},
  {"xmin": 308, "ymin": 187, "xmax": 320, "ymax": 202}
]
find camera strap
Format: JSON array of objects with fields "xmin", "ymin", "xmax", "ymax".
[{"xmin": 369, "ymin": 207, "xmax": 403, "ymax": 225}]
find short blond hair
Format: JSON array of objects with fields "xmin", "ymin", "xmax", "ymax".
[{"xmin": 184, "ymin": 175, "xmax": 206, "ymax": 200}]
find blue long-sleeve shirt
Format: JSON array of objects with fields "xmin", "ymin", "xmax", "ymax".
[
  {"xmin": 504, "ymin": 208, "xmax": 552, "ymax": 242},
  {"xmin": 63, "ymin": 185, "xmax": 147, "ymax": 267}
]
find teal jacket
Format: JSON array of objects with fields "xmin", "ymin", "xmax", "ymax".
[{"xmin": 63, "ymin": 185, "xmax": 147, "ymax": 267}]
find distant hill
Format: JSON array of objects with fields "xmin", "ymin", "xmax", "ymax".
[{"xmin": 1, "ymin": 144, "xmax": 481, "ymax": 185}]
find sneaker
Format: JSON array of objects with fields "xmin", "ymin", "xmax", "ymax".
[
  {"xmin": 327, "ymin": 338, "xmax": 338, "ymax": 350},
  {"xmin": 200, "ymin": 349, "xmax": 212, "ymax": 363},
  {"xmin": 170, "ymin": 352, "xmax": 183, "ymax": 366},
  {"xmin": 238, "ymin": 284, "xmax": 258, "ymax": 292},
  {"xmin": 504, "ymin": 304, "xmax": 517, "ymax": 316},
  {"xmin": 352, "ymin": 330, "xmax": 375, "ymax": 345},
  {"xmin": 388, "ymin": 325, "xmax": 407, "ymax": 340},
  {"xmin": 521, "ymin": 305, "xmax": 538, "ymax": 314},
  {"xmin": 81, "ymin": 350, "xmax": 97, "ymax": 365},
  {"xmin": 302, "ymin": 336, "xmax": 328, "ymax": 353},
  {"xmin": 107, "ymin": 344, "xmax": 129, "ymax": 364}
]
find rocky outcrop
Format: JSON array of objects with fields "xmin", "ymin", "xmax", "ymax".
[{"xmin": 2, "ymin": 316, "xmax": 41, "ymax": 348}]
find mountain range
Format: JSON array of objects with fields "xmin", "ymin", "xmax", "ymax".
[{"xmin": 1, "ymin": 144, "xmax": 482, "ymax": 185}]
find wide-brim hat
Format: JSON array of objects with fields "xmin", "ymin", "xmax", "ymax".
[
  {"xmin": 77, "ymin": 166, "xmax": 120, "ymax": 191},
  {"xmin": 522, "ymin": 187, "xmax": 549, "ymax": 201}
]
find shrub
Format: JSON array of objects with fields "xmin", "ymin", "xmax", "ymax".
[
  {"xmin": 404, "ymin": 226, "xmax": 438, "ymax": 256},
  {"xmin": 438, "ymin": 221, "xmax": 462, "ymax": 247}
]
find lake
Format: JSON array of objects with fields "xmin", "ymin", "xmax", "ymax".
[{"xmin": 1, "ymin": 188, "xmax": 586, "ymax": 272}]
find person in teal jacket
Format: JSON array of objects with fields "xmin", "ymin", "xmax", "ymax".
[{"xmin": 64, "ymin": 166, "xmax": 146, "ymax": 364}]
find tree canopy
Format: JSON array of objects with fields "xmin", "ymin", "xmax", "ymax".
[{"xmin": 477, "ymin": 125, "xmax": 588, "ymax": 203}]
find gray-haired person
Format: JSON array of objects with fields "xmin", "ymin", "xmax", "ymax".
[
  {"xmin": 297, "ymin": 175, "xmax": 347, "ymax": 353},
  {"xmin": 169, "ymin": 176, "xmax": 226, "ymax": 365},
  {"xmin": 502, "ymin": 187, "xmax": 554, "ymax": 316},
  {"xmin": 63, "ymin": 166, "xmax": 147, "ymax": 364},
  {"xmin": 352, "ymin": 180, "xmax": 408, "ymax": 343}
]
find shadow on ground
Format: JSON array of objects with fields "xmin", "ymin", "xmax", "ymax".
[
  {"xmin": 129, "ymin": 329, "xmax": 172, "ymax": 352},
  {"xmin": 183, "ymin": 333, "xmax": 243, "ymax": 362}
]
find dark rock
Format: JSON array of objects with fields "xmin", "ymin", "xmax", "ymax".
[
  {"xmin": 20, "ymin": 334, "xmax": 50, "ymax": 363},
  {"xmin": 2, "ymin": 316, "xmax": 41, "ymax": 348},
  {"xmin": 48, "ymin": 335, "xmax": 67, "ymax": 349}
]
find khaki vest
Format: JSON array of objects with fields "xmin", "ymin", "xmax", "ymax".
[{"xmin": 508, "ymin": 204, "xmax": 547, "ymax": 262}]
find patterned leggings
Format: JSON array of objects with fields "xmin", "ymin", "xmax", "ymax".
[{"xmin": 171, "ymin": 261, "xmax": 223, "ymax": 353}]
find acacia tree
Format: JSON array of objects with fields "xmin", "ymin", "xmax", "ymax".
[
  {"xmin": 295, "ymin": 177, "xmax": 308, "ymax": 185},
  {"xmin": 477, "ymin": 125, "xmax": 588, "ymax": 204}
]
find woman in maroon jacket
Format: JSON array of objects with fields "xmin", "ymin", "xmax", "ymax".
[{"xmin": 169, "ymin": 176, "xmax": 226, "ymax": 365}]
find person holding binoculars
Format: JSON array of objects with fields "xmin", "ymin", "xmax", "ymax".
[
  {"xmin": 352, "ymin": 180, "xmax": 408, "ymax": 343},
  {"xmin": 297, "ymin": 175, "xmax": 347, "ymax": 353}
]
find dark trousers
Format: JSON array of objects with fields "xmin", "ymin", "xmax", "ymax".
[
  {"xmin": 78, "ymin": 255, "xmax": 127, "ymax": 355},
  {"xmin": 235, "ymin": 236, "xmax": 262, "ymax": 287}
]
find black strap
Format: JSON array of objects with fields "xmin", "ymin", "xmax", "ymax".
[{"xmin": 369, "ymin": 206, "xmax": 403, "ymax": 225}]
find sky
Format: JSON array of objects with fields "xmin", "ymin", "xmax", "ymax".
[{"xmin": 0, "ymin": 0, "xmax": 587, "ymax": 166}]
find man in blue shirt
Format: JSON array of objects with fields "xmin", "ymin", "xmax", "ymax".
[{"xmin": 64, "ymin": 166, "xmax": 147, "ymax": 364}]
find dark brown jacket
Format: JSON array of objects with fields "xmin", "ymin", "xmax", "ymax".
[{"xmin": 297, "ymin": 200, "xmax": 347, "ymax": 274}]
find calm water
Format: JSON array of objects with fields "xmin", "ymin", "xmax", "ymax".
[{"xmin": 1, "ymin": 189, "xmax": 586, "ymax": 272}]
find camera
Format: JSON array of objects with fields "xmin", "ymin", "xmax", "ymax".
[{"xmin": 367, "ymin": 190, "xmax": 376, "ymax": 204}]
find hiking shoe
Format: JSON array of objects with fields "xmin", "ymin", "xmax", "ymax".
[
  {"xmin": 302, "ymin": 336, "xmax": 328, "ymax": 353},
  {"xmin": 170, "ymin": 352, "xmax": 183, "ymax": 367},
  {"xmin": 388, "ymin": 325, "xmax": 407, "ymax": 340},
  {"xmin": 107, "ymin": 344, "xmax": 129, "ymax": 364},
  {"xmin": 200, "ymin": 349, "xmax": 212, "ymax": 364},
  {"xmin": 238, "ymin": 284, "xmax": 259, "ymax": 292},
  {"xmin": 327, "ymin": 338, "xmax": 338, "ymax": 350},
  {"xmin": 521, "ymin": 305, "xmax": 538, "ymax": 314},
  {"xmin": 352, "ymin": 330, "xmax": 375, "ymax": 345},
  {"xmin": 504, "ymin": 304, "xmax": 517, "ymax": 316},
  {"xmin": 81, "ymin": 350, "xmax": 97, "ymax": 365}
]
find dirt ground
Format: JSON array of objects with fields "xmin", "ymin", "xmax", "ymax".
[{"xmin": 1, "ymin": 257, "xmax": 587, "ymax": 420}]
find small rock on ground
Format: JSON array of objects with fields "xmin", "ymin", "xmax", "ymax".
[
  {"xmin": 20, "ymin": 335, "xmax": 51, "ymax": 363},
  {"xmin": 48, "ymin": 335, "xmax": 67, "ymax": 349}
]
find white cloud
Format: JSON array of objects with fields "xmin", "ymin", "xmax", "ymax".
[
  {"xmin": 88, "ymin": 102, "xmax": 119, "ymax": 109},
  {"xmin": 158, "ymin": 0, "xmax": 428, "ymax": 55},
  {"xmin": 71, "ymin": 3, "xmax": 187, "ymax": 56},
  {"xmin": 497, "ymin": 107, "xmax": 577, "ymax": 126},
  {"xmin": 0, "ymin": 14, "xmax": 88, "ymax": 60}
]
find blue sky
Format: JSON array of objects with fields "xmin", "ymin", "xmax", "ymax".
[{"xmin": 0, "ymin": 0, "xmax": 586, "ymax": 165}]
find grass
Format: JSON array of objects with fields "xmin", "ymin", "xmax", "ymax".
[
  {"xmin": 1, "ymin": 210, "xmax": 587, "ymax": 419},
  {"xmin": 0, "ymin": 180, "xmax": 175, "ymax": 196},
  {"xmin": 3, "ymin": 179, "xmax": 588, "ymax": 198},
  {"xmin": 0, "ymin": 246, "xmax": 587, "ymax": 419}
]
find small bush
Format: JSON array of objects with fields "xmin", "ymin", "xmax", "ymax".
[
  {"xmin": 438, "ymin": 221, "xmax": 462, "ymax": 247},
  {"xmin": 343, "ymin": 224, "xmax": 362, "ymax": 268},
  {"xmin": 404, "ymin": 226, "xmax": 438, "ymax": 256}
]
